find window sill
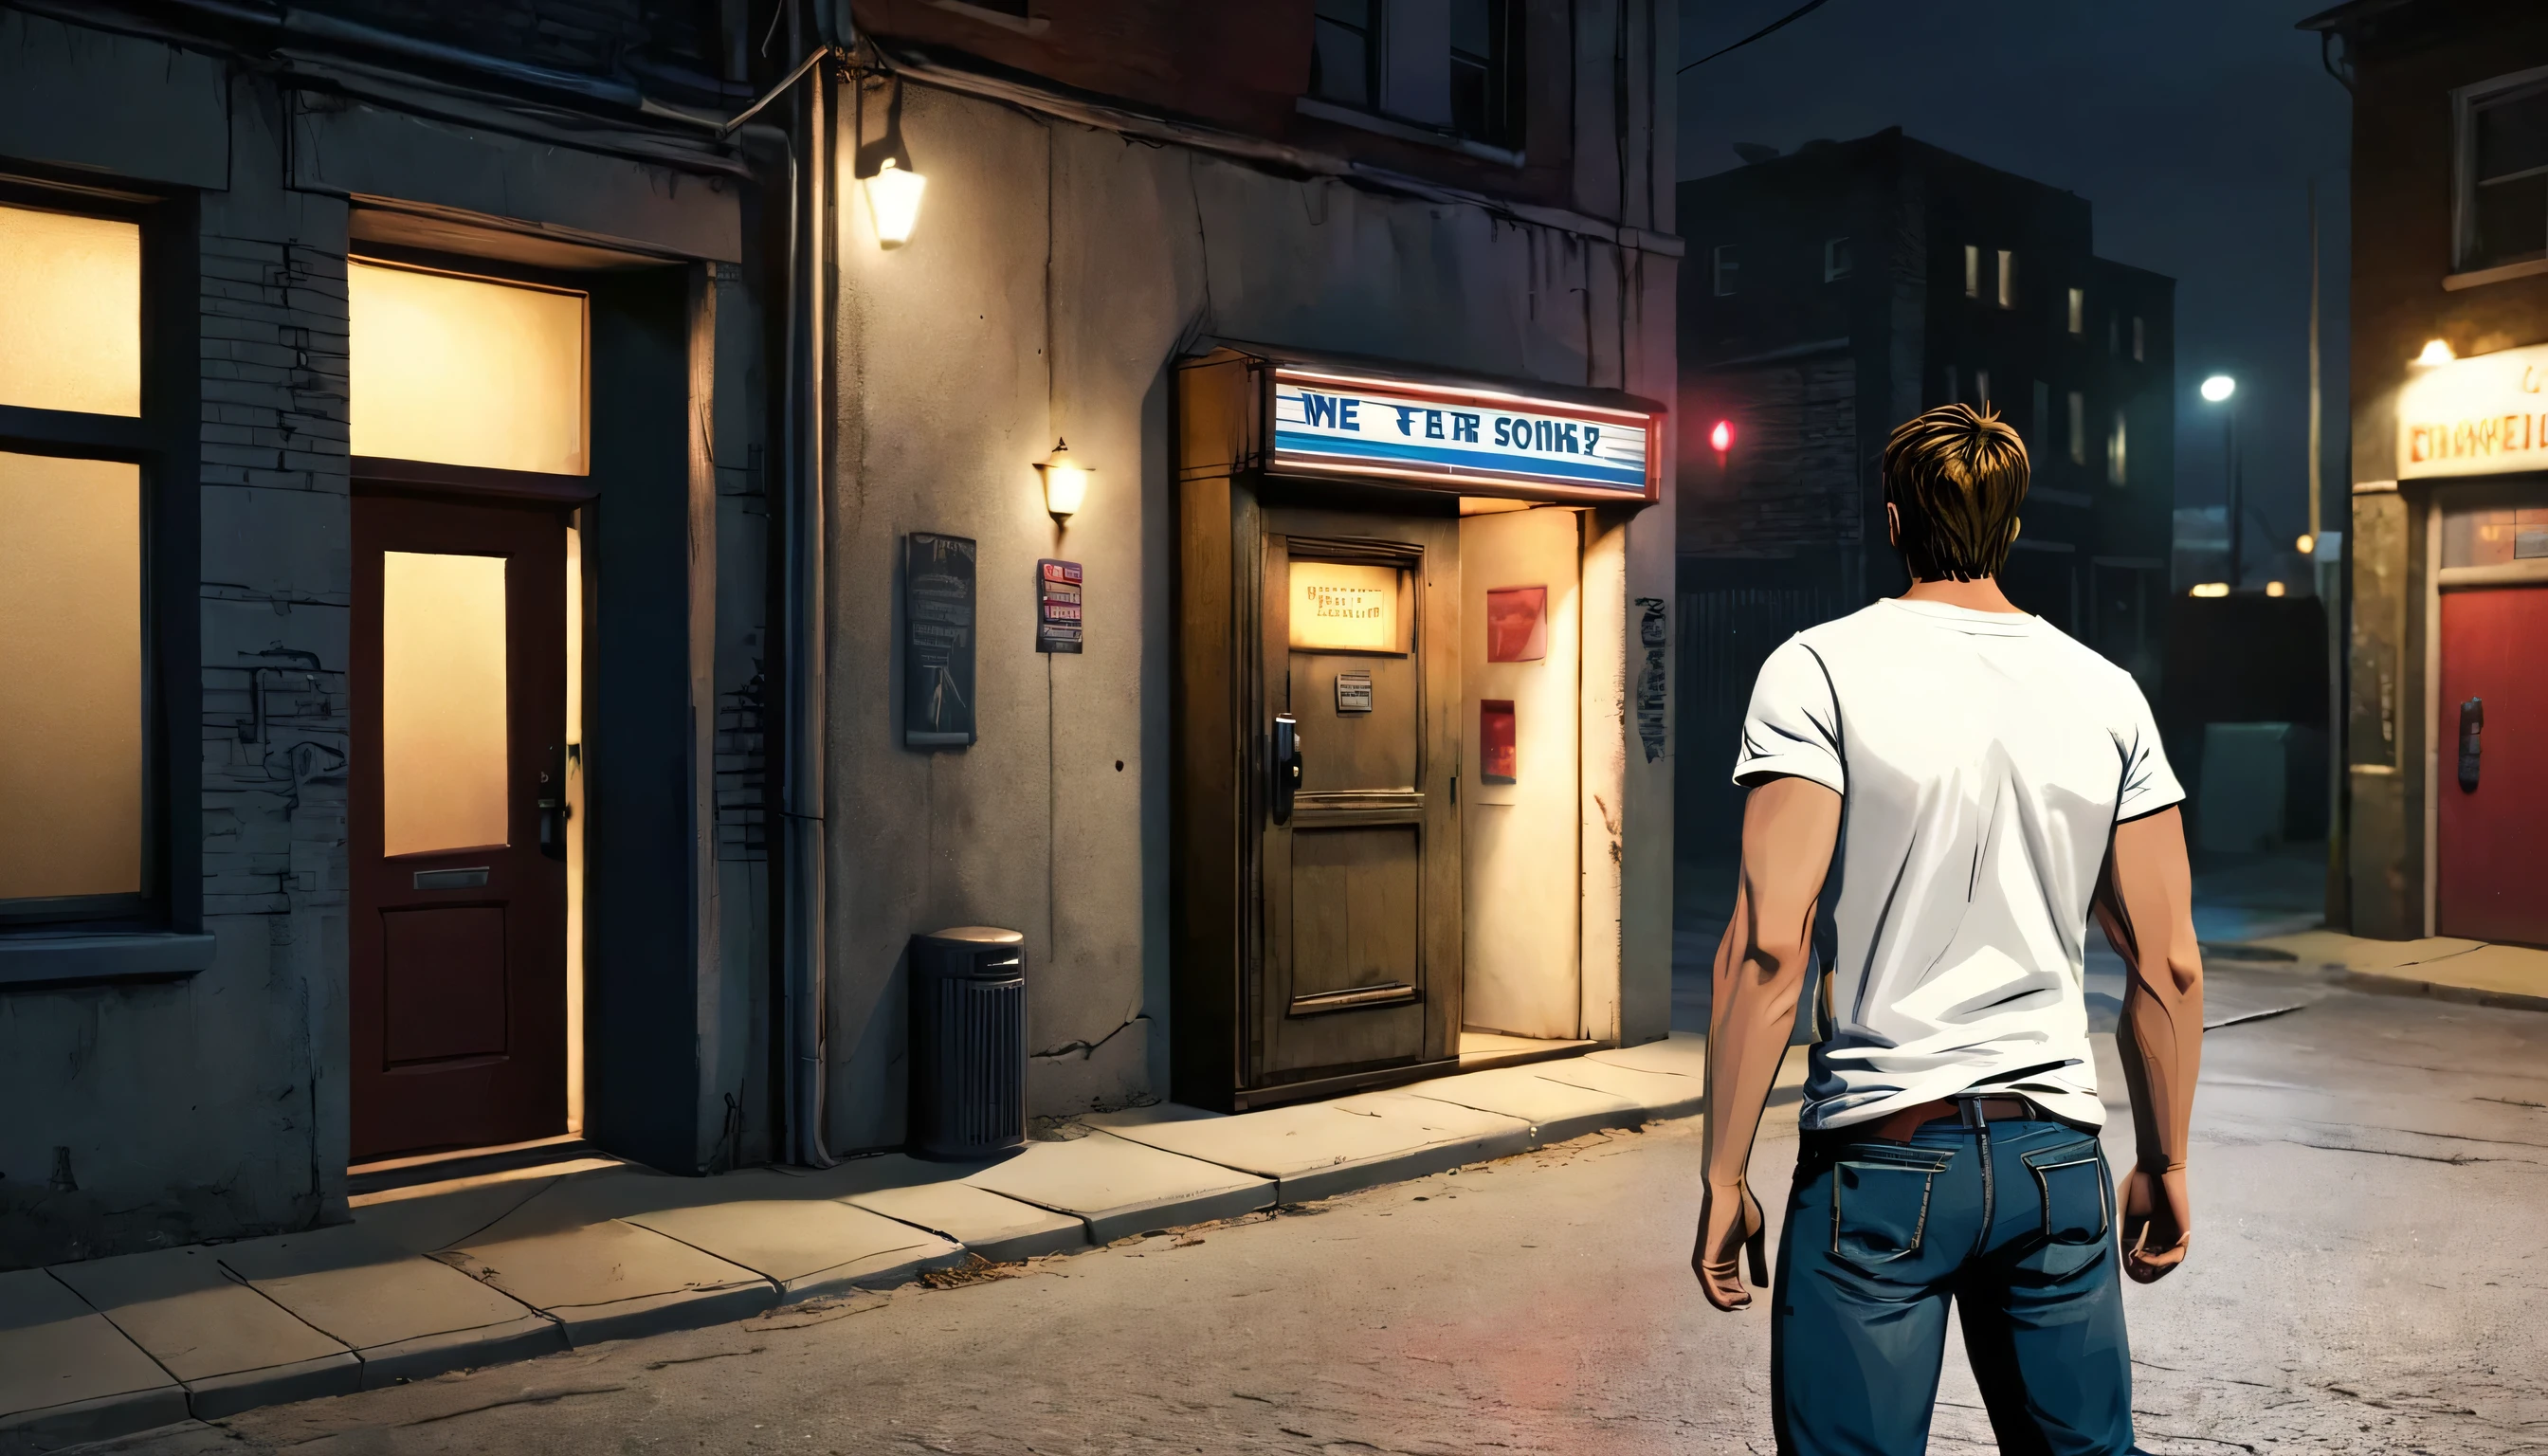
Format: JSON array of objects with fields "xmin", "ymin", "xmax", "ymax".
[
  {"xmin": 0, "ymin": 931, "xmax": 216, "ymax": 992},
  {"xmin": 2444, "ymin": 256, "xmax": 2548, "ymax": 291},
  {"xmin": 1293, "ymin": 97, "xmax": 1524, "ymax": 169}
]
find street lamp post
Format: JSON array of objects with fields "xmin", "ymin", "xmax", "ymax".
[{"xmin": 2201, "ymin": 374, "xmax": 2241, "ymax": 589}]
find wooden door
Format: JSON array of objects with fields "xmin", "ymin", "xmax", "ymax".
[
  {"xmin": 351, "ymin": 494, "xmax": 570, "ymax": 1158},
  {"xmin": 1255, "ymin": 508, "xmax": 1461, "ymax": 1083},
  {"xmin": 2438, "ymin": 585, "xmax": 2548, "ymax": 946}
]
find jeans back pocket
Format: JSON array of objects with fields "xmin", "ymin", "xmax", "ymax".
[
  {"xmin": 2019, "ymin": 1139, "xmax": 2112, "ymax": 1279},
  {"xmin": 1830, "ymin": 1144, "xmax": 1956, "ymax": 1267}
]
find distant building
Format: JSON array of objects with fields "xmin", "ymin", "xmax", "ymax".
[
  {"xmin": 1673, "ymin": 128, "xmax": 2177, "ymax": 853},
  {"xmin": 2302, "ymin": 0, "xmax": 2548, "ymax": 946}
]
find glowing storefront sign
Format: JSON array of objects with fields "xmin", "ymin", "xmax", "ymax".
[
  {"xmin": 1270, "ymin": 367, "xmax": 1658, "ymax": 500},
  {"xmin": 2397, "ymin": 341, "xmax": 2548, "ymax": 479}
]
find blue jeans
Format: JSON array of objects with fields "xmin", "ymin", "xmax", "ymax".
[{"xmin": 1771, "ymin": 1117, "xmax": 2134, "ymax": 1455}]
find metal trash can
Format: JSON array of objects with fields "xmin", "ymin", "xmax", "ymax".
[{"xmin": 907, "ymin": 926, "xmax": 1028, "ymax": 1160}]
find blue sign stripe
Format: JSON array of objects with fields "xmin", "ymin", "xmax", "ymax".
[{"xmin": 1273, "ymin": 430, "xmax": 1646, "ymax": 488}]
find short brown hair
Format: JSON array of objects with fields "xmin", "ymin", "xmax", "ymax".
[{"xmin": 1882, "ymin": 404, "xmax": 2029, "ymax": 581}]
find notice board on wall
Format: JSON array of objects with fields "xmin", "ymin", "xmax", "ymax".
[{"xmin": 905, "ymin": 533, "xmax": 977, "ymax": 746}]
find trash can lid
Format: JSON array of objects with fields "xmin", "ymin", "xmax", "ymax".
[{"xmin": 916, "ymin": 925, "xmax": 1025, "ymax": 946}]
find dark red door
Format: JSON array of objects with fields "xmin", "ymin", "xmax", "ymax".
[
  {"xmin": 352, "ymin": 494, "xmax": 569, "ymax": 1159},
  {"xmin": 2438, "ymin": 585, "xmax": 2548, "ymax": 946}
]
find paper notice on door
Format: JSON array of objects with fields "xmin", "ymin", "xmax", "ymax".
[{"xmin": 1290, "ymin": 560, "xmax": 1400, "ymax": 652}]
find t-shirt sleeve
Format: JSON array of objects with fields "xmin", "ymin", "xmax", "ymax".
[
  {"xmin": 1733, "ymin": 636, "xmax": 1846, "ymax": 795},
  {"xmin": 2115, "ymin": 677, "xmax": 2185, "ymax": 822}
]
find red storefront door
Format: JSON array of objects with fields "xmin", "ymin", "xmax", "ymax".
[{"xmin": 2437, "ymin": 585, "xmax": 2548, "ymax": 946}]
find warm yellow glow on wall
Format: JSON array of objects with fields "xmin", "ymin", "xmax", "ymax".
[
  {"xmin": 1289, "ymin": 561, "xmax": 1402, "ymax": 653},
  {"xmin": 350, "ymin": 260, "xmax": 589, "ymax": 475},
  {"xmin": 0, "ymin": 204, "xmax": 141, "ymax": 417},
  {"xmin": 0, "ymin": 452, "xmax": 141, "ymax": 899},
  {"xmin": 382, "ymin": 551, "xmax": 511, "ymax": 856}
]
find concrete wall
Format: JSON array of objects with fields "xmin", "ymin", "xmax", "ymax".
[
  {"xmin": 2, "ymin": 47, "xmax": 355, "ymax": 1266},
  {"xmin": 1, "ymin": 11, "xmax": 763, "ymax": 1265},
  {"xmin": 822, "ymin": 55, "xmax": 1679, "ymax": 1144}
]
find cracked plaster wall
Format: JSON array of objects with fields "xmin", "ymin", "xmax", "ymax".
[{"xmin": 823, "ymin": 32, "xmax": 1680, "ymax": 1146}]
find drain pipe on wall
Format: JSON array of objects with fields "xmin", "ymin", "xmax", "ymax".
[{"xmin": 774, "ymin": 2, "xmax": 841, "ymax": 1170}]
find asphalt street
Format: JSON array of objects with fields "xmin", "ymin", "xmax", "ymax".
[{"xmin": 85, "ymin": 961, "xmax": 2548, "ymax": 1456}]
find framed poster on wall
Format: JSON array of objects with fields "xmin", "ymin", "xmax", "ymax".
[{"xmin": 905, "ymin": 533, "xmax": 977, "ymax": 746}]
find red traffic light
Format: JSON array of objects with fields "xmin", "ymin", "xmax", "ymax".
[{"xmin": 1709, "ymin": 420, "xmax": 1734, "ymax": 453}]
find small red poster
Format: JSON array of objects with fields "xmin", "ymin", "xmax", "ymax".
[
  {"xmin": 1481, "ymin": 699, "xmax": 1518, "ymax": 783},
  {"xmin": 1485, "ymin": 586, "xmax": 1547, "ymax": 663}
]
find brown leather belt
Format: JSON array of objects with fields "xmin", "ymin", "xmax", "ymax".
[{"xmin": 1863, "ymin": 1095, "xmax": 2037, "ymax": 1143}]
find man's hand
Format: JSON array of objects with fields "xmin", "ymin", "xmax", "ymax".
[
  {"xmin": 1691, "ymin": 1179, "xmax": 1766, "ymax": 1311},
  {"xmin": 2119, "ymin": 1163, "xmax": 2191, "ymax": 1283}
]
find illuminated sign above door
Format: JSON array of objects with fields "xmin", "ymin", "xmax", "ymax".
[
  {"xmin": 2397, "ymin": 340, "xmax": 2548, "ymax": 480},
  {"xmin": 1269, "ymin": 367, "xmax": 1658, "ymax": 501}
]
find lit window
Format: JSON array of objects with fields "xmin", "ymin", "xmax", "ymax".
[
  {"xmin": 2068, "ymin": 391, "xmax": 2087, "ymax": 465},
  {"xmin": 2108, "ymin": 410, "xmax": 2129, "ymax": 486},
  {"xmin": 1824, "ymin": 236, "xmax": 1853, "ymax": 282},
  {"xmin": 1963, "ymin": 244, "xmax": 1980, "ymax": 298},
  {"xmin": 2067, "ymin": 287, "xmax": 2084, "ymax": 335},
  {"xmin": 0, "ymin": 199, "xmax": 151, "ymax": 916},
  {"xmin": 2460, "ymin": 76, "xmax": 2548, "ymax": 272},
  {"xmin": 2132, "ymin": 317, "xmax": 2145, "ymax": 362},
  {"xmin": 1996, "ymin": 249, "xmax": 2016, "ymax": 308},
  {"xmin": 1975, "ymin": 368, "xmax": 1992, "ymax": 407},
  {"xmin": 0, "ymin": 203, "xmax": 140, "ymax": 417},
  {"xmin": 1713, "ymin": 244, "xmax": 1740, "ymax": 297},
  {"xmin": 349, "ymin": 260, "xmax": 590, "ymax": 476}
]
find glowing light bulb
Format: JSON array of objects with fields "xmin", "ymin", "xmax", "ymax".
[
  {"xmin": 864, "ymin": 158, "xmax": 926, "ymax": 249},
  {"xmin": 1709, "ymin": 420, "xmax": 1733, "ymax": 452},
  {"xmin": 1038, "ymin": 440, "xmax": 1090, "ymax": 519},
  {"xmin": 2412, "ymin": 338, "xmax": 2455, "ymax": 367}
]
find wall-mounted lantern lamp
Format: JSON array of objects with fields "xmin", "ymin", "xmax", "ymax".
[
  {"xmin": 1036, "ymin": 439, "xmax": 1090, "ymax": 520},
  {"xmin": 854, "ymin": 74, "xmax": 926, "ymax": 249}
]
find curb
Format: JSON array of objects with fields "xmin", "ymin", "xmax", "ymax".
[
  {"xmin": 2331, "ymin": 968, "xmax": 2548, "ymax": 1015},
  {"xmin": 9, "ymin": 1077, "xmax": 1720, "ymax": 1446}
]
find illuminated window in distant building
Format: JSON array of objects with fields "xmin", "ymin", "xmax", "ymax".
[
  {"xmin": 2459, "ymin": 75, "xmax": 2548, "ymax": 272},
  {"xmin": 2108, "ymin": 410, "xmax": 2129, "ymax": 487},
  {"xmin": 2132, "ymin": 316, "xmax": 2146, "ymax": 362},
  {"xmin": 1975, "ymin": 369, "xmax": 1992, "ymax": 408},
  {"xmin": 1996, "ymin": 249, "xmax": 2017, "ymax": 308},
  {"xmin": 2069, "ymin": 391, "xmax": 2087, "ymax": 465},
  {"xmin": 2067, "ymin": 287, "xmax": 2085, "ymax": 335},
  {"xmin": 1963, "ymin": 244, "xmax": 1980, "ymax": 298}
]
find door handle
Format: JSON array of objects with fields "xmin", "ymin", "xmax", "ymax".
[
  {"xmin": 538, "ymin": 742, "xmax": 572, "ymax": 860},
  {"xmin": 1271, "ymin": 714, "xmax": 1302, "ymax": 824},
  {"xmin": 2458, "ymin": 697, "xmax": 2483, "ymax": 792}
]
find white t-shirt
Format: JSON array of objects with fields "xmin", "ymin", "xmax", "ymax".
[{"xmin": 1733, "ymin": 598, "xmax": 2183, "ymax": 1132}]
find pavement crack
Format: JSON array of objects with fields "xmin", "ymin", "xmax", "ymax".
[
  {"xmin": 2203, "ymin": 1005, "xmax": 2305, "ymax": 1030},
  {"xmin": 645, "ymin": 1346, "xmax": 763, "ymax": 1370},
  {"xmin": 2275, "ymin": 1138, "xmax": 2500, "ymax": 1165},
  {"xmin": 392, "ymin": 1383, "xmax": 630, "ymax": 1428}
]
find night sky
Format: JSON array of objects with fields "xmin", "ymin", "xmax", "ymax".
[{"xmin": 1676, "ymin": 0, "xmax": 2354, "ymax": 558}]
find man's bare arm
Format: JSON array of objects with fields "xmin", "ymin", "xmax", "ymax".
[
  {"xmin": 2092, "ymin": 806, "xmax": 2204, "ymax": 1283},
  {"xmin": 1692, "ymin": 774, "xmax": 1841, "ymax": 1311}
]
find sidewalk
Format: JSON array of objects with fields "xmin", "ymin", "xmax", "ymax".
[
  {"xmin": 0, "ymin": 1032, "xmax": 1790, "ymax": 1450},
  {"xmin": 2226, "ymin": 927, "xmax": 2548, "ymax": 1013}
]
